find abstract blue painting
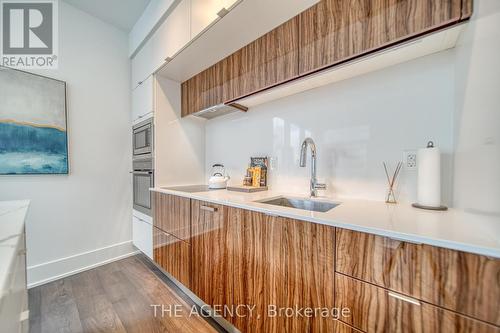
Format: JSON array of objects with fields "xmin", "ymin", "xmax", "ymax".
[{"xmin": 0, "ymin": 67, "xmax": 68, "ymax": 174}]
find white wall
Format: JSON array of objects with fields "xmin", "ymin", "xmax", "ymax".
[
  {"xmin": 206, "ymin": 51, "xmax": 456, "ymax": 204},
  {"xmin": 0, "ymin": 2, "xmax": 135, "ymax": 287},
  {"xmin": 453, "ymin": 0, "xmax": 500, "ymax": 215},
  {"xmin": 155, "ymin": 76, "xmax": 206, "ymax": 186}
]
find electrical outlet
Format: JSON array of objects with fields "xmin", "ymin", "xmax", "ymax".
[
  {"xmin": 269, "ymin": 157, "xmax": 278, "ymax": 171},
  {"xmin": 403, "ymin": 150, "xmax": 417, "ymax": 169}
]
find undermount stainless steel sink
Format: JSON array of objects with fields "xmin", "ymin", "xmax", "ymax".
[{"xmin": 256, "ymin": 196, "xmax": 340, "ymax": 213}]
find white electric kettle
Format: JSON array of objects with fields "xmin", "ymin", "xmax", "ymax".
[{"xmin": 208, "ymin": 164, "xmax": 230, "ymax": 189}]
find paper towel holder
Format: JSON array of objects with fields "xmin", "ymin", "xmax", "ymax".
[{"xmin": 412, "ymin": 140, "xmax": 448, "ymax": 211}]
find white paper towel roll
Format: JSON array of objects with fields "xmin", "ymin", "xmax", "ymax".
[{"xmin": 417, "ymin": 142, "xmax": 441, "ymax": 207}]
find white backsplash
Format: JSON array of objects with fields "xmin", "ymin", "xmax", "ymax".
[{"xmin": 206, "ymin": 51, "xmax": 455, "ymax": 204}]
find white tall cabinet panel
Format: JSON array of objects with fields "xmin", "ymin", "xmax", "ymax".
[
  {"xmin": 131, "ymin": 39, "xmax": 154, "ymax": 90},
  {"xmin": 132, "ymin": 75, "xmax": 154, "ymax": 123},
  {"xmin": 190, "ymin": 0, "xmax": 238, "ymax": 38},
  {"xmin": 132, "ymin": 216, "xmax": 153, "ymax": 259}
]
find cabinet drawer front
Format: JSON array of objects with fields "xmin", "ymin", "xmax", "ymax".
[
  {"xmin": 153, "ymin": 226, "xmax": 190, "ymax": 288},
  {"xmin": 420, "ymin": 245, "xmax": 500, "ymax": 326},
  {"xmin": 336, "ymin": 229, "xmax": 500, "ymax": 326},
  {"xmin": 336, "ymin": 228, "xmax": 422, "ymax": 297},
  {"xmin": 153, "ymin": 192, "xmax": 191, "ymax": 242},
  {"xmin": 335, "ymin": 274, "xmax": 499, "ymax": 333}
]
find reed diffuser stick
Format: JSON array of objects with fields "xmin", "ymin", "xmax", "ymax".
[{"xmin": 383, "ymin": 161, "xmax": 402, "ymax": 204}]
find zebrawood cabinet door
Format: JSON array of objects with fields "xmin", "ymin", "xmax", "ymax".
[
  {"xmin": 190, "ymin": 200, "xmax": 232, "ymax": 318},
  {"xmin": 336, "ymin": 228, "xmax": 422, "ymax": 297},
  {"xmin": 420, "ymin": 245, "xmax": 500, "ymax": 326},
  {"xmin": 335, "ymin": 273, "xmax": 499, "ymax": 333},
  {"xmin": 336, "ymin": 228, "xmax": 500, "ymax": 326},
  {"xmin": 332, "ymin": 320, "xmax": 363, "ymax": 333},
  {"xmin": 231, "ymin": 208, "xmax": 335, "ymax": 333},
  {"xmin": 298, "ymin": 0, "xmax": 466, "ymax": 75},
  {"xmin": 223, "ymin": 17, "xmax": 299, "ymax": 102},
  {"xmin": 153, "ymin": 226, "xmax": 191, "ymax": 288},
  {"xmin": 153, "ymin": 192, "xmax": 191, "ymax": 242}
]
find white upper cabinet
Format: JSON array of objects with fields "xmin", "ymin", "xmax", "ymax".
[
  {"xmin": 152, "ymin": 0, "xmax": 190, "ymax": 65},
  {"xmin": 132, "ymin": 75, "xmax": 154, "ymax": 122},
  {"xmin": 131, "ymin": 0, "xmax": 190, "ymax": 91},
  {"xmin": 190, "ymin": 0, "xmax": 238, "ymax": 38}
]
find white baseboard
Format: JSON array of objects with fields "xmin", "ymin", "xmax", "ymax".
[{"xmin": 27, "ymin": 240, "xmax": 139, "ymax": 288}]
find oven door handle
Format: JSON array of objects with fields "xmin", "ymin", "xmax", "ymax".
[{"xmin": 130, "ymin": 171, "xmax": 153, "ymax": 175}]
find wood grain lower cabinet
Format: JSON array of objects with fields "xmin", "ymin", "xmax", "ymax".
[
  {"xmin": 190, "ymin": 200, "xmax": 232, "ymax": 318},
  {"xmin": 335, "ymin": 273, "xmax": 499, "ymax": 333},
  {"xmin": 332, "ymin": 320, "xmax": 363, "ymax": 333},
  {"xmin": 336, "ymin": 228, "xmax": 422, "ymax": 297},
  {"xmin": 336, "ymin": 228, "xmax": 500, "ymax": 326},
  {"xmin": 298, "ymin": 0, "xmax": 468, "ymax": 75},
  {"xmin": 153, "ymin": 226, "xmax": 191, "ymax": 288},
  {"xmin": 153, "ymin": 192, "xmax": 191, "ymax": 242},
  {"xmin": 420, "ymin": 245, "xmax": 500, "ymax": 326},
  {"xmin": 231, "ymin": 208, "xmax": 335, "ymax": 333}
]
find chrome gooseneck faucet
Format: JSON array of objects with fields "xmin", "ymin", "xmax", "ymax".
[{"xmin": 300, "ymin": 137, "xmax": 326, "ymax": 197}]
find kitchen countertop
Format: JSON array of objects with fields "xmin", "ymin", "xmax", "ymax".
[
  {"xmin": 152, "ymin": 186, "xmax": 500, "ymax": 258},
  {"xmin": 0, "ymin": 200, "xmax": 29, "ymax": 297}
]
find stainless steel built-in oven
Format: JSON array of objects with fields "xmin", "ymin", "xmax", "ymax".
[
  {"xmin": 133, "ymin": 118, "xmax": 153, "ymax": 157},
  {"xmin": 132, "ymin": 157, "xmax": 154, "ymax": 216}
]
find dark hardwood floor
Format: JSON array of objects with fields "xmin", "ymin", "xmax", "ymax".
[{"xmin": 28, "ymin": 254, "xmax": 226, "ymax": 333}]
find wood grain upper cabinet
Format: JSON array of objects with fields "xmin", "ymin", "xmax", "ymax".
[
  {"xmin": 183, "ymin": 61, "xmax": 224, "ymax": 117},
  {"xmin": 153, "ymin": 192, "xmax": 191, "ymax": 242},
  {"xmin": 298, "ymin": 0, "xmax": 466, "ymax": 75},
  {"xmin": 190, "ymin": 200, "xmax": 232, "ymax": 318},
  {"xmin": 231, "ymin": 209, "xmax": 335, "ymax": 332},
  {"xmin": 223, "ymin": 17, "xmax": 299, "ymax": 102}
]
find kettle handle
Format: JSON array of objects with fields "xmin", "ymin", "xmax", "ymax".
[{"xmin": 212, "ymin": 163, "xmax": 224, "ymax": 168}]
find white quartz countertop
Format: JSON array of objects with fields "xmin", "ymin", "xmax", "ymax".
[
  {"xmin": 0, "ymin": 200, "xmax": 29, "ymax": 295},
  {"xmin": 152, "ymin": 186, "xmax": 500, "ymax": 258}
]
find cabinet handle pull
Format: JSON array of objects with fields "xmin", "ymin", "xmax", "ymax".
[
  {"xmin": 200, "ymin": 205, "xmax": 217, "ymax": 212},
  {"xmin": 388, "ymin": 292, "xmax": 421, "ymax": 306},
  {"xmin": 19, "ymin": 310, "xmax": 29, "ymax": 322}
]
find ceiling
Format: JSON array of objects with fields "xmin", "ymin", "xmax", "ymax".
[{"xmin": 63, "ymin": 0, "xmax": 151, "ymax": 32}]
